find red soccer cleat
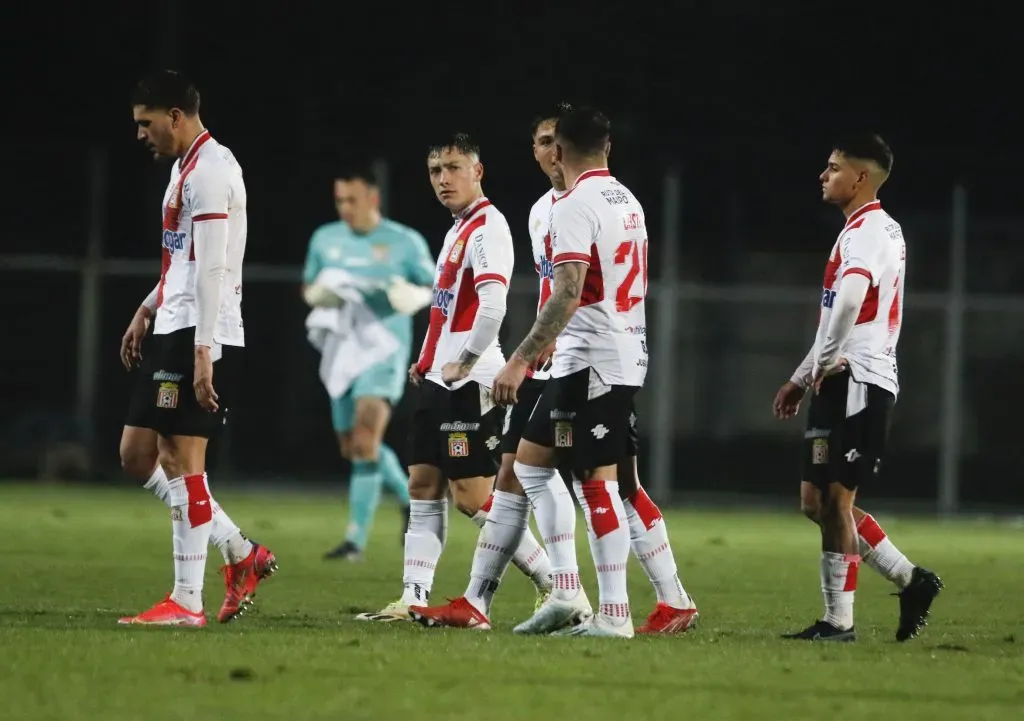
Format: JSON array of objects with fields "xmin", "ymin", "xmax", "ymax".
[
  {"xmin": 118, "ymin": 594, "xmax": 206, "ymax": 627},
  {"xmin": 636, "ymin": 602, "xmax": 699, "ymax": 634},
  {"xmin": 409, "ymin": 596, "xmax": 492, "ymax": 630},
  {"xmin": 217, "ymin": 541, "xmax": 279, "ymax": 623}
]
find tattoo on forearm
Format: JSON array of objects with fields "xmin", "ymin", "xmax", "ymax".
[
  {"xmin": 456, "ymin": 349, "xmax": 480, "ymax": 367},
  {"xmin": 514, "ymin": 262, "xmax": 585, "ymax": 364}
]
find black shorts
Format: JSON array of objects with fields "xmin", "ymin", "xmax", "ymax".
[
  {"xmin": 125, "ymin": 327, "xmax": 242, "ymax": 439},
  {"xmin": 802, "ymin": 370, "xmax": 895, "ymax": 491},
  {"xmin": 521, "ymin": 367, "xmax": 639, "ymax": 471},
  {"xmin": 409, "ymin": 380, "xmax": 501, "ymax": 480},
  {"xmin": 627, "ymin": 406, "xmax": 639, "ymax": 457},
  {"xmin": 500, "ymin": 377, "xmax": 547, "ymax": 455}
]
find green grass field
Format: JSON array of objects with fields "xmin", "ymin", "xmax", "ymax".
[{"xmin": 1, "ymin": 483, "xmax": 1022, "ymax": 721}]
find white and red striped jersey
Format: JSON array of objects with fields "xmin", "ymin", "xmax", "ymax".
[
  {"xmin": 416, "ymin": 197, "xmax": 514, "ymax": 390},
  {"xmin": 154, "ymin": 130, "xmax": 247, "ymax": 346},
  {"xmin": 548, "ymin": 169, "xmax": 648, "ymax": 387},
  {"xmin": 526, "ymin": 187, "xmax": 567, "ymax": 381},
  {"xmin": 815, "ymin": 200, "xmax": 905, "ymax": 396}
]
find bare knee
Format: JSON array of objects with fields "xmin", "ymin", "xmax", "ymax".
[
  {"xmin": 820, "ymin": 486, "xmax": 854, "ymax": 526},
  {"xmin": 451, "ymin": 476, "xmax": 494, "ymax": 516},
  {"xmin": 156, "ymin": 435, "xmax": 208, "ymax": 479},
  {"xmin": 495, "ymin": 455, "xmax": 524, "ymax": 494},
  {"xmin": 120, "ymin": 426, "xmax": 159, "ymax": 480},
  {"xmin": 349, "ymin": 425, "xmax": 382, "ymax": 462},
  {"xmin": 799, "ymin": 481, "xmax": 822, "ymax": 523},
  {"xmin": 408, "ymin": 464, "xmax": 445, "ymax": 501}
]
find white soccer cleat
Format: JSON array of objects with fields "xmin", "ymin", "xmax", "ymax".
[
  {"xmin": 512, "ymin": 590, "xmax": 592, "ymax": 635},
  {"xmin": 550, "ymin": 613, "xmax": 635, "ymax": 638},
  {"xmin": 355, "ymin": 600, "xmax": 411, "ymax": 622}
]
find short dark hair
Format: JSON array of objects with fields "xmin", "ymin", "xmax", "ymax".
[
  {"xmin": 427, "ymin": 132, "xmax": 480, "ymax": 160},
  {"xmin": 335, "ymin": 165, "xmax": 379, "ymax": 187},
  {"xmin": 531, "ymin": 102, "xmax": 574, "ymax": 138},
  {"xmin": 833, "ymin": 134, "xmax": 894, "ymax": 174},
  {"xmin": 555, "ymin": 106, "xmax": 611, "ymax": 157},
  {"xmin": 132, "ymin": 70, "xmax": 200, "ymax": 115}
]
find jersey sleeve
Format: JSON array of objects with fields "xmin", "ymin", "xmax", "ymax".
[
  {"xmin": 403, "ymin": 229, "xmax": 437, "ymax": 286},
  {"xmin": 183, "ymin": 162, "xmax": 230, "ymax": 222},
  {"xmin": 549, "ymin": 196, "xmax": 596, "ymax": 266},
  {"xmin": 839, "ymin": 227, "xmax": 884, "ymax": 287},
  {"xmin": 302, "ymin": 232, "xmax": 322, "ymax": 285},
  {"xmin": 467, "ymin": 218, "xmax": 513, "ymax": 289}
]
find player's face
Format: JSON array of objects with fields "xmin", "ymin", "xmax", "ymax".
[
  {"xmin": 819, "ymin": 151, "xmax": 868, "ymax": 204},
  {"xmin": 133, "ymin": 105, "xmax": 179, "ymax": 159},
  {"xmin": 334, "ymin": 179, "xmax": 379, "ymax": 229},
  {"xmin": 532, "ymin": 119, "xmax": 563, "ymax": 186},
  {"xmin": 427, "ymin": 149, "xmax": 483, "ymax": 212}
]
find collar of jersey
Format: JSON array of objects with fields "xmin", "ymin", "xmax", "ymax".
[
  {"xmin": 179, "ymin": 130, "xmax": 212, "ymax": 169},
  {"xmin": 452, "ymin": 197, "xmax": 491, "ymax": 224}
]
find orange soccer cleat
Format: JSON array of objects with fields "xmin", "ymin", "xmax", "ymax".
[
  {"xmin": 118, "ymin": 594, "xmax": 207, "ymax": 627},
  {"xmin": 217, "ymin": 541, "xmax": 279, "ymax": 623},
  {"xmin": 409, "ymin": 596, "xmax": 492, "ymax": 630},
  {"xmin": 636, "ymin": 601, "xmax": 699, "ymax": 635}
]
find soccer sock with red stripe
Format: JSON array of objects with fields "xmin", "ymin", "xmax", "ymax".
[
  {"xmin": 574, "ymin": 479, "xmax": 631, "ymax": 624},
  {"xmin": 624, "ymin": 487, "xmax": 693, "ymax": 609},
  {"xmin": 857, "ymin": 513, "xmax": 915, "ymax": 590},
  {"xmin": 821, "ymin": 551, "xmax": 859, "ymax": 630},
  {"xmin": 167, "ymin": 473, "xmax": 214, "ymax": 613}
]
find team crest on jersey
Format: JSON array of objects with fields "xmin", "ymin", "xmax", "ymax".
[
  {"xmin": 554, "ymin": 421, "xmax": 573, "ymax": 448},
  {"xmin": 448, "ymin": 238, "xmax": 466, "ymax": 264},
  {"xmin": 372, "ymin": 244, "xmax": 390, "ymax": 261},
  {"xmin": 156, "ymin": 382, "xmax": 179, "ymax": 409},
  {"xmin": 622, "ymin": 212, "xmax": 641, "ymax": 231},
  {"xmin": 448, "ymin": 432, "xmax": 469, "ymax": 457}
]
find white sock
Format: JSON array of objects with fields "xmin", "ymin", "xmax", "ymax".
[
  {"xmin": 208, "ymin": 501, "xmax": 254, "ymax": 565},
  {"xmin": 145, "ymin": 465, "xmax": 253, "ymax": 565},
  {"xmin": 401, "ymin": 499, "xmax": 448, "ymax": 605},
  {"xmin": 821, "ymin": 551, "xmax": 860, "ymax": 630},
  {"xmin": 167, "ymin": 473, "xmax": 214, "ymax": 613},
  {"xmin": 465, "ymin": 491, "xmax": 531, "ymax": 615},
  {"xmin": 143, "ymin": 465, "xmax": 172, "ymax": 506},
  {"xmin": 624, "ymin": 488, "xmax": 692, "ymax": 609},
  {"xmin": 472, "ymin": 498, "xmax": 552, "ymax": 593},
  {"xmin": 856, "ymin": 514, "xmax": 915, "ymax": 590},
  {"xmin": 514, "ymin": 461, "xmax": 580, "ymax": 601},
  {"xmin": 574, "ymin": 479, "xmax": 631, "ymax": 624}
]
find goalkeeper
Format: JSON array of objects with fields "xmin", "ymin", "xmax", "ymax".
[{"xmin": 301, "ymin": 166, "xmax": 435, "ymax": 561}]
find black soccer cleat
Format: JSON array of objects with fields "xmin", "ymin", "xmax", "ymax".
[
  {"xmin": 895, "ymin": 566, "xmax": 944, "ymax": 642},
  {"xmin": 782, "ymin": 620, "xmax": 857, "ymax": 642},
  {"xmin": 323, "ymin": 540, "xmax": 363, "ymax": 561}
]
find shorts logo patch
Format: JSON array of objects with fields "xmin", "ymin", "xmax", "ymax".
[
  {"xmin": 555, "ymin": 421, "xmax": 573, "ymax": 448},
  {"xmin": 485, "ymin": 435, "xmax": 500, "ymax": 451},
  {"xmin": 590, "ymin": 424, "xmax": 609, "ymax": 439},
  {"xmin": 812, "ymin": 438, "xmax": 828, "ymax": 465},
  {"xmin": 157, "ymin": 382, "xmax": 179, "ymax": 409},
  {"xmin": 448, "ymin": 432, "xmax": 469, "ymax": 457}
]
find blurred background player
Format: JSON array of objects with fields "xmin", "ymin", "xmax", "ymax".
[
  {"xmin": 410, "ymin": 104, "xmax": 696, "ymax": 634},
  {"xmin": 775, "ymin": 135, "xmax": 942, "ymax": 642},
  {"xmin": 492, "ymin": 107, "xmax": 650, "ymax": 638},
  {"xmin": 301, "ymin": 167, "xmax": 435, "ymax": 561},
  {"xmin": 357, "ymin": 133, "xmax": 549, "ymax": 622},
  {"xmin": 119, "ymin": 70, "xmax": 277, "ymax": 627}
]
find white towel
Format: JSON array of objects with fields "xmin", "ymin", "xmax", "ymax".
[{"xmin": 305, "ymin": 269, "xmax": 400, "ymax": 399}]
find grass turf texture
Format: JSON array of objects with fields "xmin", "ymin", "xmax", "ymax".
[{"xmin": 0, "ymin": 483, "xmax": 1021, "ymax": 721}]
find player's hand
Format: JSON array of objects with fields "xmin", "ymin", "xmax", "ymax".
[
  {"xmin": 408, "ymin": 363, "xmax": 424, "ymax": 387},
  {"xmin": 812, "ymin": 358, "xmax": 848, "ymax": 395},
  {"xmin": 120, "ymin": 309, "xmax": 150, "ymax": 371},
  {"xmin": 535, "ymin": 343, "xmax": 556, "ymax": 372},
  {"xmin": 302, "ymin": 283, "xmax": 343, "ymax": 309},
  {"xmin": 493, "ymin": 356, "xmax": 530, "ymax": 405},
  {"xmin": 441, "ymin": 361, "xmax": 471, "ymax": 387},
  {"xmin": 772, "ymin": 380, "xmax": 807, "ymax": 420},
  {"xmin": 387, "ymin": 276, "xmax": 434, "ymax": 315},
  {"xmin": 193, "ymin": 346, "xmax": 219, "ymax": 412}
]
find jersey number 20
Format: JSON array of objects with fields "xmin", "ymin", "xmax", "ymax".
[{"xmin": 614, "ymin": 238, "xmax": 649, "ymax": 312}]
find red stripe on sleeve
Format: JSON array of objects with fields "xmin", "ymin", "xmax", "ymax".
[
  {"xmin": 474, "ymin": 273, "xmax": 507, "ymax": 287},
  {"xmin": 553, "ymin": 252, "xmax": 591, "ymax": 265},
  {"xmin": 193, "ymin": 213, "xmax": 228, "ymax": 222}
]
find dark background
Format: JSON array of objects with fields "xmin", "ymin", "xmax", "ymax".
[{"xmin": 2, "ymin": 3, "xmax": 1020, "ymax": 509}]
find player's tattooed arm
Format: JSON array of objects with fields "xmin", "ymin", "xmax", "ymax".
[
  {"xmin": 513, "ymin": 261, "xmax": 586, "ymax": 366},
  {"xmin": 455, "ymin": 347, "xmax": 480, "ymax": 368}
]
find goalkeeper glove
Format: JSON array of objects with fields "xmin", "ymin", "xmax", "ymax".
[
  {"xmin": 302, "ymin": 283, "xmax": 343, "ymax": 308},
  {"xmin": 387, "ymin": 276, "xmax": 433, "ymax": 315}
]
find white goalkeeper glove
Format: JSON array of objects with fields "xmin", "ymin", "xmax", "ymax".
[
  {"xmin": 302, "ymin": 283, "xmax": 343, "ymax": 308},
  {"xmin": 387, "ymin": 276, "xmax": 433, "ymax": 315}
]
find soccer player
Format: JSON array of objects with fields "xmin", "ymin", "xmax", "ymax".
[
  {"xmin": 776, "ymin": 135, "xmax": 943, "ymax": 642},
  {"xmin": 356, "ymin": 133, "xmax": 550, "ymax": 622},
  {"xmin": 117, "ymin": 70, "xmax": 276, "ymax": 627},
  {"xmin": 301, "ymin": 166, "xmax": 436, "ymax": 561},
  {"xmin": 487, "ymin": 106, "xmax": 648, "ymax": 638},
  {"xmin": 409, "ymin": 104, "xmax": 696, "ymax": 633}
]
